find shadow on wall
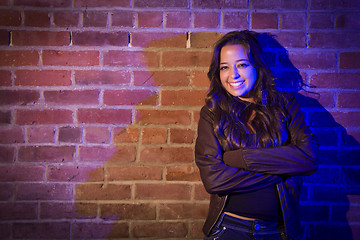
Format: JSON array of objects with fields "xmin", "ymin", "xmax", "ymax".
[
  {"xmin": 72, "ymin": 32, "xmax": 359, "ymax": 239},
  {"xmin": 257, "ymin": 33, "xmax": 359, "ymax": 240}
]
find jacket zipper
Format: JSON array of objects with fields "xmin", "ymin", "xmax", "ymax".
[{"xmin": 277, "ymin": 182, "xmax": 289, "ymax": 239}]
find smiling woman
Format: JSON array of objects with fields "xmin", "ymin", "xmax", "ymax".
[
  {"xmin": 195, "ymin": 30, "xmax": 320, "ymax": 240},
  {"xmin": 219, "ymin": 44, "xmax": 257, "ymax": 102}
]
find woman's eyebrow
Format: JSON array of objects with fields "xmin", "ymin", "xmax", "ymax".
[{"xmin": 220, "ymin": 59, "xmax": 249, "ymax": 64}]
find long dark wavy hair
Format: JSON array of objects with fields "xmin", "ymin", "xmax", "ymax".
[{"xmin": 206, "ymin": 30, "xmax": 287, "ymax": 149}]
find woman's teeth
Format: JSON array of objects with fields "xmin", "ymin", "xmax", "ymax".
[{"xmin": 229, "ymin": 81, "xmax": 244, "ymax": 87}]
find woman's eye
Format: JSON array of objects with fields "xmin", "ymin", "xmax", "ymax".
[
  {"xmin": 220, "ymin": 66, "xmax": 228, "ymax": 70},
  {"xmin": 237, "ymin": 63, "xmax": 248, "ymax": 68}
]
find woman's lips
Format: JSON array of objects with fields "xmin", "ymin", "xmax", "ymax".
[{"xmin": 228, "ymin": 80, "xmax": 244, "ymax": 88}]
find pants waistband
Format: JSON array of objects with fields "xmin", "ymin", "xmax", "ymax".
[{"xmin": 219, "ymin": 213, "xmax": 282, "ymax": 233}]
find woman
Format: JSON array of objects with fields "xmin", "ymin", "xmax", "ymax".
[{"xmin": 195, "ymin": 30, "xmax": 319, "ymax": 240}]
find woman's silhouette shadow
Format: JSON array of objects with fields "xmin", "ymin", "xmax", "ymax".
[{"xmin": 257, "ymin": 32, "xmax": 359, "ymax": 240}]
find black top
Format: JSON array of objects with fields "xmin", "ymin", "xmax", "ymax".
[{"xmin": 224, "ymin": 184, "xmax": 281, "ymax": 222}]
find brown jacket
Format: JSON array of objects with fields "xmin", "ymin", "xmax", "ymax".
[{"xmin": 195, "ymin": 93, "xmax": 319, "ymax": 240}]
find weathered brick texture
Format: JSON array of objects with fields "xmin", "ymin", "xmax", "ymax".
[{"xmin": 0, "ymin": 0, "xmax": 359, "ymax": 239}]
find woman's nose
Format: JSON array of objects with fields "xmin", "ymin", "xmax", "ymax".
[{"xmin": 232, "ymin": 67, "xmax": 240, "ymax": 79}]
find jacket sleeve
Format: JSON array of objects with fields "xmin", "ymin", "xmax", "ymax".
[
  {"xmin": 223, "ymin": 94, "xmax": 319, "ymax": 177},
  {"xmin": 195, "ymin": 106, "xmax": 281, "ymax": 195}
]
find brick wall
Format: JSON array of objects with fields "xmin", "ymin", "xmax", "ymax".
[{"xmin": 0, "ymin": 0, "xmax": 359, "ymax": 239}]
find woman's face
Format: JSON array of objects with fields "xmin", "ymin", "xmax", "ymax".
[{"xmin": 219, "ymin": 44, "xmax": 257, "ymax": 102}]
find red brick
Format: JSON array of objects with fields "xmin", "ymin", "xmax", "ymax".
[
  {"xmin": 0, "ymin": 10, "xmax": 21, "ymax": 26},
  {"xmin": 79, "ymin": 146, "xmax": 136, "ymax": 163},
  {"xmin": 166, "ymin": 165, "xmax": 200, "ymax": 181},
  {"xmin": 138, "ymin": 11, "xmax": 163, "ymax": 28},
  {"xmin": 0, "ymin": 50, "xmax": 39, "ymax": 66},
  {"xmin": 135, "ymin": 109, "xmax": 191, "ymax": 125},
  {"xmin": 16, "ymin": 109, "xmax": 73, "ymax": 125},
  {"xmin": 135, "ymin": 183, "xmax": 191, "ymax": 200},
  {"xmin": 77, "ymin": 108, "xmax": 132, "ymax": 124},
  {"xmin": 189, "ymin": 221, "xmax": 206, "ymax": 238},
  {"xmin": 83, "ymin": 11, "xmax": 108, "ymax": 27},
  {"xmin": 13, "ymin": 222, "xmax": 70, "ymax": 239},
  {"xmin": 103, "ymin": 89, "xmax": 158, "ymax": 106},
  {"xmin": 0, "ymin": 30, "xmax": 9, "ymax": 45},
  {"xmin": 170, "ymin": 128, "xmax": 195, "ymax": 143},
  {"xmin": 106, "ymin": 165, "xmax": 162, "ymax": 181},
  {"xmin": 131, "ymin": 32, "xmax": 186, "ymax": 48},
  {"xmin": 0, "ymin": 146, "xmax": 15, "ymax": 163},
  {"xmin": 338, "ymin": 92, "xmax": 360, "ymax": 108},
  {"xmin": 0, "ymin": 111, "xmax": 11, "ymax": 124},
  {"xmin": 141, "ymin": 127, "xmax": 167, "ymax": 144},
  {"xmin": 190, "ymin": 31, "xmax": 224, "ymax": 48},
  {"xmin": 75, "ymin": 183, "xmax": 131, "ymax": 200},
  {"xmin": 48, "ymin": 164, "xmax": 103, "ymax": 182},
  {"xmin": 192, "ymin": 70, "xmax": 209, "ymax": 87},
  {"xmin": 194, "ymin": 12, "xmax": 219, "ymax": 28},
  {"xmin": 134, "ymin": 70, "xmax": 190, "ymax": 87},
  {"xmin": 140, "ymin": 147, "xmax": 193, "ymax": 163},
  {"xmin": 309, "ymin": 33, "xmax": 360, "ymax": 48},
  {"xmin": 15, "ymin": 70, "xmax": 71, "ymax": 86},
  {"xmin": 0, "ymin": 126, "xmax": 24, "ymax": 143},
  {"xmin": 0, "ymin": 90, "xmax": 39, "ymax": 106},
  {"xmin": 53, "ymin": 11, "xmax": 79, "ymax": 27},
  {"xmin": 135, "ymin": 0, "xmax": 188, "ymax": 8},
  {"xmin": 340, "ymin": 52, "xmax": 360, "ymax": 69},
  {"xmin": 289, "ymin": 52, "xmax": 336, "ymax": 69},
  {"xmin": 43, "ymin": 50, "xmax": 99, "ymax": 66},
  {"xmin": 44, "ymin": 90, "xmax": 99, "ymax": 105},
  {"xmin": 0, "ymin": 165, "xmax": 45, "ymax": 181},
  {"xmin": 72, "ymin": 222, "xmax": 129, "ymax": 238},
  {"xmin": 75, "ymin": 70, "xmax": 130, "ymax": 85},
  {"xmin": 275, "ymin": 32, "xmax": 306, "ymax": 48},
  {"xmin": 104, "ymin": 50, "xmax": 159, "ymax": 67},
  {"xmin": 159, "ymin": 203, "xmax": 207, "ymax": 219},
  {"xmin": 309, "ymin": 13, "xmax": 335, "ymax": 29},
  {"xmin": 310, "ymin": 0, "xmax": 360, "ymax": 10},
  {"xmin": 162, "ymin": 50, "xmax": 211, "ymax": 67},
  {"xmin": 0, "ymin": 0, "xmax": 8, "ymax": 5},
  {"xmin": 193, "ymin": 0, "xmax": 247, "ymax": 8},
  {"xmin": 0, "ymin": 223, "xmax": 10, "ymax": 239},
  {"xmin": 12, "ymin": 30, "xmax": 69, "ymax": 46},
  {"xmin": 14, "ymin": 0, "xmax": 71, "ymax": 7},
  {"xmin": 75, "ymin": 0, "xmax": 130, "ymax": 7},
  {"xmin": 252, "ymin": 12, "xmax": 278, "ymax": 29},
  {"xmin": 113, "ymin": 126, "xmax": 139, "ymax": 143},
  {"xmin": 24, "ymin": 10, "xmax": 50, "ymax": 27},
  {"xmin": 27, "ymin": 126, "xmax": 55, "ymax": 143},
  {"xmin": 19, "ymin": 146, "xmax": 75, "ymax": 162},
  {"xmin": 0, "ymin": 70, "xmax": 11, "ymax": 86},
  {"xmin": 162, "ymin": 89, "xmax": 206, "ymax": 106},
  {"xmin": 310, "ymin": 73, "xmax": 360, "ymax": 89},
  {"xmin": 58, "ymin": 126, "xmax": 82, "ymax": 143},
  {"xmin": 0, "ymin": 202, "xmax": 37, "ymax": 220},
  {"xmin": 251, "ymin": 0, "xmax": 306, "ymax": 9},
  {"xmin": 100, "ymin": 203, "xmax": 155, "ymax": 220},
  {"xmin": 85, "ymin": 126, "xmax": 110, "ymax": 143},
  {"xmin": 166, "ymin": 11, "xmax": 191, "ymax": 28},
  {"xmin": 223, "ymin": 12, "xmax": 248, "ymax": 29},
  {"xmin": 111, "ymin": 11, "xmax": 134, "ymax": 27},
  {"xmin": 336, "ymin": 12, "xmax": 360, "ymax": 29},
  {"xmin": 281, "ymin": 13, "xmax": 306, "ymax": 29},
  {"xmin": 331, "ymin": 112, "xmax": 360, "ymax": 127},
  {"xmin": 0, "ymin": 183, "xmax": 13, "ymax": 200},
  {"xmin": 40, "ymin": 202, "xmax": 97, "ymax": 219},
  {"xmin": 133, "ymin": 222, "xmax": 187, "ymax": 238},
  {"xmin": 16, "ymin": 183, "xmax": 73, "ymax": 200},
  {"xmin": 194, "ymin": 183, "xmax": 210, "ymax": 200},
  {"xmin": 72, "ymin": 31, "xmax": 128, "ymax": 46}
]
